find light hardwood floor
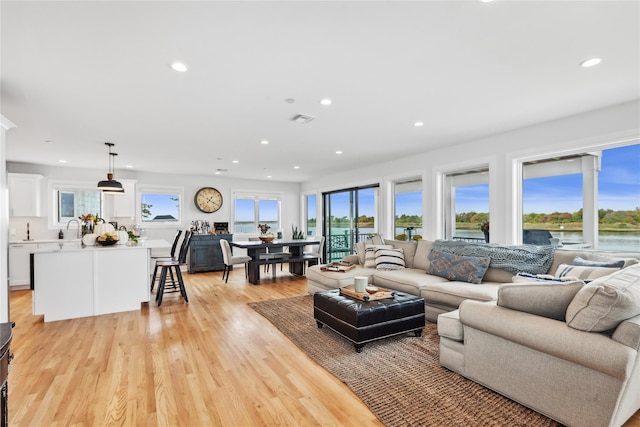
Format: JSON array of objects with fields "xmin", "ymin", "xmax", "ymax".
[{"xmin": 7, "ymin": 267, "xmax": 640, "ymax": 427}]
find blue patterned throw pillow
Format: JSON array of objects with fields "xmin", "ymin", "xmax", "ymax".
[{"xmin": 427, "ymin": 250, "xmax": 490, "ymax": 284}]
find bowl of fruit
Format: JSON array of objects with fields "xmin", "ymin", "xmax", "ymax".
[{"xmin": 96, "ymin": 232, "xmax": 119, "ymax": 246}]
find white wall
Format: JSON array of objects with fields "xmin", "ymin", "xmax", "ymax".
[
  {"xmin": 6, "ymin": 162, "xmax": 301, "ymax": 244},
  {"xmin": 300, "ymin": 100, "xmax": 640, "ymax": 245},
  {"xmin": 1, "ymin": 116, "xmax": 17, "ymax": 322}
]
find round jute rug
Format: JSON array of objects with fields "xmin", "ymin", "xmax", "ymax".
[{"xmin": 248, "ymin": 295, "xmax": 560, "ymax": 427}]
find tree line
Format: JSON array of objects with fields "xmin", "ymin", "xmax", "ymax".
[{"xmin": 320, "ymin": 208, "xmax": 640, "ymax": 229}]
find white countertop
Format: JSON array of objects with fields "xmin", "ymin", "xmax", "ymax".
[
  {"xmin": 10, "ymin": 239, "xmax": 81, "ymax": 244},
  {"xmin": 29, "ymin": 239, "xmax": 170, "ymax": 253}
]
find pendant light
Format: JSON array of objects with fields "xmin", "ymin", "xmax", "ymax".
[{"xmin": 97, "ymin": 142, "xmax": 124, "ymax": 193}]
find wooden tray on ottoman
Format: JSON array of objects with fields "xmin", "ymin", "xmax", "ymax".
[
  {"xmin": 340, "ymin": 285, "xmax": 394, "ymax": 301},
  {"xmin": 320, "ymin": 262, "xmax": 356, "ymax": 273}
]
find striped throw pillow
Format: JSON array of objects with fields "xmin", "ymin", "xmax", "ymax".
[
  {"xmin": 364, "ymin": 245, "xmax": 393, "ymax": 268},
  {"xmin": 375, "ymin": 248, "xmax": 405, "ymax": 270},
  {"xmin": 555, "ymin": 264, "xmax": 620, "ymax": 282}
]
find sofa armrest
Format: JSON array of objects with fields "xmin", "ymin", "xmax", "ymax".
[
  {"xmin": 459, "ymin": 300, "xmax": 637, "ymax": 380},
  {"xmin": 342, "ymin": 254, "xmax": 360, "ymax": 265},
  {"xmin": 612, "ymin": 314, "xmax": 640, "ymax": 351}
]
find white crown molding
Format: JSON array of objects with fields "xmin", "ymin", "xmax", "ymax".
[{"xmin": 1, "ymin": 115, "xmax": 16, "ymax": 131}]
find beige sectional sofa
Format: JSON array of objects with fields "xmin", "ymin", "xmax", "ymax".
[
  {"xmin": 306, "ymin": 238, "xmax": 640, "ymax": 427},
  {"xmin": 306, "ymin": 237, "xmax": 639, "ymax": 322},
  {"xmin": 439, "ymin": 264, "xmax": 640, "ymax": 427}
]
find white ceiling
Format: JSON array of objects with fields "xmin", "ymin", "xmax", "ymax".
[{"xmin": 2, "ymin": 1, "xmax": 639, "ymax": 182}]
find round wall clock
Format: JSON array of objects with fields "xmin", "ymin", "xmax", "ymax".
[{"xmin": 194, "ymin": 187, "xmax": 223, "ymax": 213}]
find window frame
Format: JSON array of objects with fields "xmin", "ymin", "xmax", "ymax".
[
  {"xmin": 136, "ymin": 185, "xmax": 184, "ymax": 228},
  {"xmin": 232, "ymin": 191, "xmax": 284, "ymax": 235},
  {"xmin": 48, "ymin": 180, "xmax": 104, "ymax": 229}
]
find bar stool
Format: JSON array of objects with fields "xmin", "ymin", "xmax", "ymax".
[
  {"xmin": 151, "ymin": 229, "xmax": 183, "ymax": 292},
  {"xmin": 156, "ymin": 231, "xmax": 192, "ymax": 306}
]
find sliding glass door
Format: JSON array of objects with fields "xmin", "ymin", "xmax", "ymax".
[{"xmin": 323, "ymin": 185, "xmax": 378, "ymax": 262}]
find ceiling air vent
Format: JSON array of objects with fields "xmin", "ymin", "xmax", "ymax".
[{"xmin": 290, "ymin": 114, "xmax": 316, "ymax": 124}]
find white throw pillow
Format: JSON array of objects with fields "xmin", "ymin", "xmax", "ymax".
[
  {"xmin": 566, "ymin": 264, "xmax": 640, "ymax": 332},
  {"xmin": 375, "ymin": 247, "xmax": 405, "ymax": 270},
  {"xmin": 364, "ymin": 245, "xmax": 393, "ymax": 268}
]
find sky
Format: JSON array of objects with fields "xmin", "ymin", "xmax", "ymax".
[
  {"xmin": 330, "ymin": 144, "xmax": 639, "ymax": 218},
  {"xmin": 141, "ymin": 193, "xmax": 180, "ymax": 220}
]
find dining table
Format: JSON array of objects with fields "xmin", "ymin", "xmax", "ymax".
[{"xmin": 229, "ymin": 239, "xmax": 320, "ymax": 284}]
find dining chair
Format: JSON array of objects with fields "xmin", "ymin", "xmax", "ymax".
[
  {"xmin": 150, "ymin": 229, "xmax": 183, "ymax": 292},
  {"xmin": 156, "ymin": 230, "xmax": 192, "ymax": 306},
  {"xmin": 247, "ymin": 237, "xmax": 291, "ymax": 274},
  {"xmin": 303, "ymin": 235, "xmax": 325, "ymax": 274},
  {"xmin": 220, "ymin": 239, "xmax": 251, "ymax": 283}
]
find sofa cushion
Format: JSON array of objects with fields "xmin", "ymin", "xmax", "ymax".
[
  {"xmin": 572, "ymin": 256, "xmax": 625, "ymax": 268},
  {"xmin": 364, "ymin": 245, "xmax": 392, "ymax": 268},
  {"xmin": 498, "ymin": 281, "xmax": 584, "ymax": 321},
  {"xmin": 375, "ymin": 247, "xmax": 405, "ymax": 270},
  {"xmin": 306, "ymin": 265, "xmax": 373, "ymax": 290},
  {"xmin": 427, "ymin": 250, "xmax": 490, "ymax": 284},
  {"xmin": 373, "ymin": 268, "xmax": 446, "ymax": 296},
  {"xmin": 385, "ymin": 239, "xmax": 418, "ymax": 268},
  {"xmin": 483, "ymin": 266, "xmax": 514, "ymax": 283},
  {"xmin": 355, "ymin": 235, "xmax": 385, "ymax": 265},
  {"xmin": 548, "ymin": 249, "xmax": 640, "ymax": 275},
  {"xmin": 437, "ymin": 309, "xmax": 463, "ymax": 341},
  {"xmin": 555, "ymin": 263, "xmax": 620, "ymax": 282},
  {"xmin": 566, "ymin": 264, "xmax": 640, "ymax": 332},
  {"xmin": 421, "ymin": 282, "xmax": 500, "ymax": 308},
  {"xmin": 413, "ymin": 239, "xmax": 434, "ymax": 271}
]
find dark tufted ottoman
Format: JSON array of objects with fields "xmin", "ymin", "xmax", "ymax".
[{"xmin": 313, "ymin": 289, "xmax": 425, "ymax": 352}]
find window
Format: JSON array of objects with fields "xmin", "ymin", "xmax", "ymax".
[
  {"xmin": 394, "ymin": 179, "xmax": 422, "ymax": 241},
  {"xmin": 443, "ymin": 168, "xmax": 489, "ymax": 242},
  {"xmin": 598, "ymin": 144, "xmax": 640, "ymax": 251},
  {"xmin": 323, "ymin": 185, "xmax": 378, "ymax": 262},
  {"xmin": 519, "ymin": 143, "xmax": 640, "ymax": 250},
  {"xmin": 306, "ymin": 194, "xmax": 317, "ymax": 237},
  {"xmin": 523, "ymin": 156, "xmax": 584, "ymax": 245},
  {"xmin": 233, "ymin": 192, "xmax": 283, "ymax": 234},
  {"xmin": 138, "ymin": 186, "xmax": 182, "ymax": 226},
  {"xmin": 50, "ymin": 181, "xmax": 103, "ymax": 227}
]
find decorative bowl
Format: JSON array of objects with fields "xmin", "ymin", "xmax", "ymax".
[
  {"xmin": 259, "ymin": 234, "xmax": 275, "ymax": 243},
  {"xmin": 96, "ymin": 237, "xmax": 119, "ymax": 246},
  {"xmin": 365, "ymin": 286, "xmax": 379, "ymax": 294}
]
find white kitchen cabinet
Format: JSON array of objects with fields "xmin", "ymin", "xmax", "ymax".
[
  {"xmin": 110, "ymin": 179, "xmax": 136, "ymax": 218},
  {"xmin": 8, "ymin": 242, "xmax": 37, "ymax": 287},
  {"xmin": 8, "ymin": 173, "xmax": 43, "ymax": 217}
]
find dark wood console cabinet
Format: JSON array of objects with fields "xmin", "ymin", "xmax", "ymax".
[
  {"xmin": 188, "ymin": 234, "xmax": 232, "ymax": 273},
  {"xmin": 1, "ymin": 323, "xmax": 13, "ymax": 427}
]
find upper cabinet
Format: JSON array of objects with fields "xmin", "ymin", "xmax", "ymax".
[
  {"xmin": 110, "ymin": 179, "xmax": 136, "ymax": 218},
  {"xmin": 8, "ymin": 173, "xmax": 43, "ymax": 217}
]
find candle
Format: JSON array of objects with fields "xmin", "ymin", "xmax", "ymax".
[{"xmin": 354, "ymin": 276, "xmax": 368, "ymax": 293}]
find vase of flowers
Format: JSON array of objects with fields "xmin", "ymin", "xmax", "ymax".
[
  {"xmin": 480, "ymin": 220, "xmax": 490, "ymax": 243},
  {"xmin": 258, "ymin": 224, "xmax": 275, "ymax": 242}
]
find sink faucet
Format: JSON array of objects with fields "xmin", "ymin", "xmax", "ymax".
[{"xmin": 66, "ymin": 219, "xmax": 81, "ymax": 239}]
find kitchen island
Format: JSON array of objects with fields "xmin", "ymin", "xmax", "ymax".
[{"xmin": 31, "ymin": 240, "xmax": 169, "ymax": 322}]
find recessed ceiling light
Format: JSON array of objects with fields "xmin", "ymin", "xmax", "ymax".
[
  {"xmin": 284, "ymin": 98, "xmax": 295, "ymax": 104},
  {"xmin": 261, "ymin": 140, "xmax": 269, "ymax": 145},
  {"xmin": 414, "ymin": 122, "xmax": 424, "ymax": 127},
  {"xmin": 232, "ymin": 160, "xmax": 239, "ymax": 164},
  {"xmin": 480, "ymin": 0, "xmax": 493, "ymax": 3},
  {"xmin": 580, "ymin": 57, "xmax": 602, "ymax": 68},
  {"xmin": 320, "ymin": 98, "xmax": 332, "ymax": 106},
  {"xmin": 267, "ymin": 175, "xmax": 272, "ymax": 179},
  {"xmin": 58, "ymin": 159, "xmax": 67, "ymax": 163},
  {"xmin": 171, "ymin": 62, "xmax": 188, "ymax": 72},
  {"xmin": 44, "ymin": 140, "xmax": 53, "ymax": 144},
  {"xmin": 215, "ymin": 171, "xmax": 221, "ymax": 175},
  {"xmin": 294, "ymin": 166, "xmax": 300, "ymax": 169},
  {"xmin": 125, "ymin": 165, "xmax": 133, "ymax": 168},
  {"xmin": 336, "ymin": 150, "xmax": 343, "ymax": 155}
]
